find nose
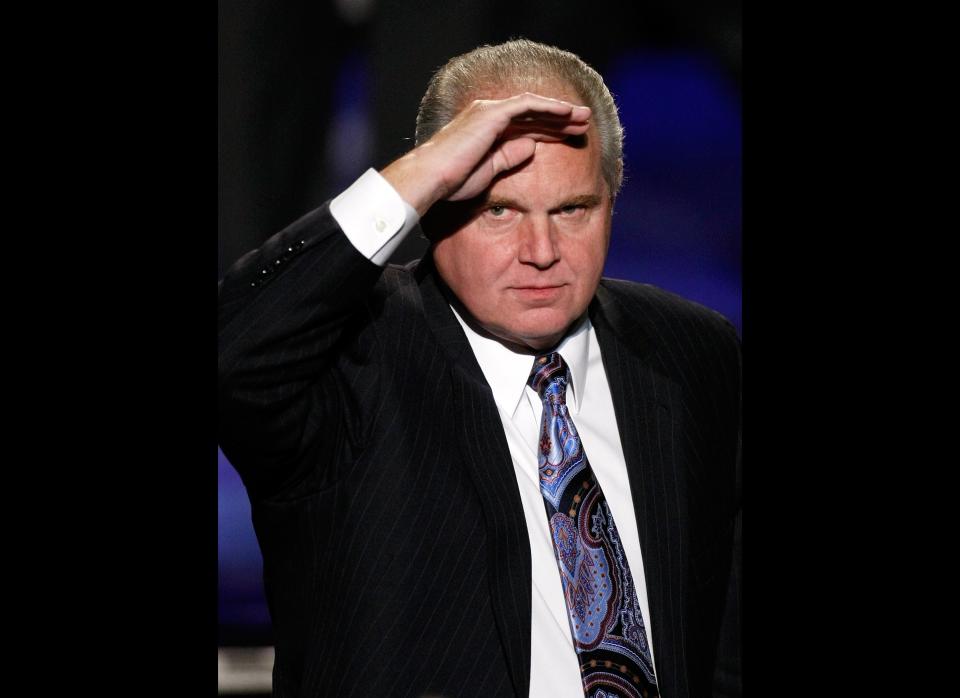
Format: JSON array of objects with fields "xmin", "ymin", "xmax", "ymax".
[{"xmin": 517, "ymin": 215, "xmax": 560, "ymax": 269}]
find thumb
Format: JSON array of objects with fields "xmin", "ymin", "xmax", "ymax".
[
  {"xmin": 490, "ymin": 137, "xmax": 537, "ymax": 177},
  {"xmin": 448, "ymin": 137, "xmax": 537, "ymax": 201}
]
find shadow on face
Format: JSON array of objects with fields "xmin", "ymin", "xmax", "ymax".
[{"xmin": 421, "ymin": 134, "xmax": 589, "ymax": 244}]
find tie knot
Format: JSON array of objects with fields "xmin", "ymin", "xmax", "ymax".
[{"xmin": 528, "ymin": 352, "xmax": 570, "ymax": 399}]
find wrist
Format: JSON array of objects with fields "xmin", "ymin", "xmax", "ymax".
[{"xmin": 380, "ymin": 146, "xmax": 448, "ymax": 217}]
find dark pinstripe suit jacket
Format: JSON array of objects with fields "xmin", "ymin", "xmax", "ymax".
[{"xmin": 218, "ymin": 203, "xmax": 741, "ymax": 698}]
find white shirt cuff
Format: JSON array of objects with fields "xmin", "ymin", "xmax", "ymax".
[{"xmin": 329, "ymin": 168, "xmax": 420, "ymax": 266}]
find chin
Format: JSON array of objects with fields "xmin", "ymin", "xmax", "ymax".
[
  {"xmin": 478, "ymin": 305, "xmax": 580, "ymax": 351},
  {"xmin": 504, "ymin": 325, "xmax": 569, "ymax": 351},
  {"xmin": 520, "ymin": 312, "xmax": 578, "ymax": 346}
]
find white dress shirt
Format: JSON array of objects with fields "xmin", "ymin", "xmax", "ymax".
[{"xmin": 331, "ymin": 169, "xmax": 657, "ymax": 697}]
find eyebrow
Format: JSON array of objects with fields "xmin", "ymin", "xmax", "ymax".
[
  {"xmin": 481, "ymin": 193, "xmax": 603, "ymax": 212},
  {"xmin": 551, "ymin": 194, "xmax": 603, "ymax": 211}
]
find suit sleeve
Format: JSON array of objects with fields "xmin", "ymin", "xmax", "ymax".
[
  {"xmin": 712, "ymin": 324, "xmax": 741, "ymax": 698},
  {"xmin": 711, "ymin": 507, "xmax": 741, "ymax": 698},
  {"xmin": 218, "ymin": 203, "xmax": 385, "ymax": 499}
]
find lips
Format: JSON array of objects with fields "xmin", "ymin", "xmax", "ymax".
[{"xmin": 511, "ymin": 285, "xmax": 565, "ymax": 301}]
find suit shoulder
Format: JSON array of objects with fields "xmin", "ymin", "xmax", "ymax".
[
  {"xmin": 357, "ymin": 258, "xmax": 427, "ymax": 329},
  {"xmin": 598, "ymin": 278, "xmax": 738, "ymax": 342},
  {"xmin": 373, "ymin": 258, "xmax": 421, "ymax": 299},
  {"xmin": 595, "ymin": 279, "xmax": 741, "ymax": 434}
]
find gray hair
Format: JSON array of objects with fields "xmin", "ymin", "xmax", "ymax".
[{"xmin": 415, "ymin": 38, "xmax": 624, "ymax": 197}]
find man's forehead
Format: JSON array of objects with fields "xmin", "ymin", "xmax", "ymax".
[{"xmin": 483, "ymin": 138, "xmax": 606, "ymax": 203}]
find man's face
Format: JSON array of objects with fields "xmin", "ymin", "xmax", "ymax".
[{"xmin": 432, "ymin": 115, "xmax": 612, "ymax": 352}]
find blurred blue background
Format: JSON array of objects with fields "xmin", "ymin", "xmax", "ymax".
[{"xmin": 219, "ymin": 0, "xmax": 740, "ymax": 648}]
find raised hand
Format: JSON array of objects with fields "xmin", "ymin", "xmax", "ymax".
[{"xmin": 381, "ymin": 92, "xmax": 591, "ymax": 216}]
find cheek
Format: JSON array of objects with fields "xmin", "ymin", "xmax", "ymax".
[
  {"xmin": 435, "ymin": 234, "xmax": 509, "ymax": 301},
  {"xmin": 459, "ymin": 238, "xmax": 512, "ymax": 280},
  {"xmin": 568, "ymin": 235, "xmax": 609, "ymax": 282}
]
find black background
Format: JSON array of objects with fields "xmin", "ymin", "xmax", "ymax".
[{"xmin": 10, "ymin": 1, "xmax": 924, "ymax": 694}]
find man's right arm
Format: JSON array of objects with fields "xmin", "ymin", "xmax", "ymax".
[
  {"xmin": 218, "ymin": 92, "xmax": 592, "ymax": 497},
  {"xmin": 217, "ymin": 201, "xmax": 389, "ymax": 498}
]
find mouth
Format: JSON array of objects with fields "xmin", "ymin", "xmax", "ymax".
[{"xmin": 511, "ymin": 285, "xmax": 566, "ymax": 301}]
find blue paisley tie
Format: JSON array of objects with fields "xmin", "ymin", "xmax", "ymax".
[{"xmin": 529, "ymin": 352, "xmax": 659, "ymax": 698}]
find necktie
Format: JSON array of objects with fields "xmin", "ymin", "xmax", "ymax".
[{"xmin": 529, "ymin": 352, "xmax": 659, "ymax": 698}]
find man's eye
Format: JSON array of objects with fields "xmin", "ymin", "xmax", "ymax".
[
  {"xmin": 560, "ymin": 205, "xmax": 585, "ymax": 216},
  {"xmin": 488, "ymin": 205, "xmax": 507, "ymax": 217}
]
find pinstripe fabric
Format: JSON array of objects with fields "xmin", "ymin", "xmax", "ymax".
[{"xmin": 218, "ymin": 205, "xmax": 741, "ymax": 697}]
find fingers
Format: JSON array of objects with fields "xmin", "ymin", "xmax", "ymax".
[
  {"xmin": 478, "ymin": 94, "xmax": 590, "ymax": 138},
  {"xmin": 381, "ymin": 92, "xmax": 592, "ymax": 214},
  {"xmin": 490, "ymin": 137, "xmax": 538, "ymax": 174},
  {"xmin": 439, "ymin": 96, "xmax": 591, "ymax": 201},
  {"xmin": 486, "ymin": 93, "xmax": 591, "ymax": 146},
  {"xmin": 502, "ymin": 121, "xmax": 590, "ymax": 142},
  {"xmin": 447, "ymin": 137, "xmax": 538, "ymax": 202},
  {"xmin": 495, "ymin": 92, "xmax": 591, "ymax": 123}
]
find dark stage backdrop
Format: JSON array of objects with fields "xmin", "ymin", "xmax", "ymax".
[{"xmin": 219, "ymin": 0, "xmax": 741, "ymax": 647}]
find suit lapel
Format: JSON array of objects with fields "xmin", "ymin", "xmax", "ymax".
[
  {"xmin": 591, "ymin": 284, "xmax": 692, "ymax": 698},
  {"xmin": 413, "ymin": 260, "xmax": 694, "ymax": 697},
  {"xmin": 416, "ymin": 256, "xmax": 533, "ymax": 698}
]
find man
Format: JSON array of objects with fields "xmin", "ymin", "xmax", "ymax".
[{"xmin": 219, "ymin": 39, "xmax": 740, "ymax": 698}]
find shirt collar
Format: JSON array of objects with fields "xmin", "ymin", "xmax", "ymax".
[
  {"xmin": 451, "ymin": 307, "xmax": 592, "ymax": 417},
  {"xmin": 552, "ymin": 318, "xmax": 590, "ymax": 414}
]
